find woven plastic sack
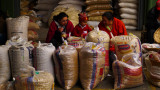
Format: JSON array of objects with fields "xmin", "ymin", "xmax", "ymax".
[
  {"xmin": 122, "ymin": 19, "xmax": 137, "ymax": 26},
  {"xmin": 88, "ymin": 10, "xmax": 113, "ymax": 17},
  {"xmin": 87, "ymin": 21, "xmax": 100, "ymax": 28},
  {"xmin": 120, "ymin": 8, "xmax": 137, "ymax": 14},
  {"xmin": 142, "ymin": 43, "xmax": 160, "ymax": 52},
  {"xmin": 113, "ymin": 53, "xmax": 143, "ymax": 89},
  {"xmin": 86, "ymin": 0, "xmax": 112, "ymax": 5},
  {"xmin": 111, "ymin": 35, "xmax": 142, "ymax": 61},
  {"xmin": 15, "ymin": 71, "xmax": 54, "ymax": 90},
  {"xmin": 0, "ymin": 46, "xmax": 10, "ymax": 84},
  {"xmin": 154, "ymin": 28, "xmax": 160, "ymax": 43},
  {"xmin": 67, "ymin": 36, "xmax": 85, "ymax": 52},
  {"xmin": 28, "ymin": 30, "xmax": 38, "ymax": 41},
  {"xmin": 36, "ymin": 11, "xmax": 48, "ymax": 16},
  {"xmin": 28, "ymin": 22, "xmax": 40, "ymax": 30},
  {"xmin": 144, "ymin": 52, "xmax": 160, "ymax": 87},
  {"xmin": 119, "ymin": 0, "xmax": 138, "ymax": 3},
  {"xmin": 119, "ymin": 3, "xmax": 137, "ymax": 8},
  {"xmin": 6, "ymin": 16, "xmax": 29, "ymax": 41},
  {"xmin": 86, "ymin": 4, "xmax": 112, "ymax": 11},
  {"xmin": 33, "ymin": 43, "xmax": 55, "ymax": 77},
  {"xmin": 38, "ymin": 0, "xmax": 59, "ymax": 4},
  {"xmin": 80, "ymin": 42, "xmax": 106, "ymax": 89},
  {"xmin": 9, "ymin": 44, "xmax": 34, "ymax": 78},
  {"xmin": 88, "ymin": 16, "xmax": 102, "ymax": 21},
  {"xmin": 125, "ymin": 25, "xmax": 137, "ymax": 30},
  {"xmin": 53, "ymin": 45, "xmax": 78, "ymax": 90},
  {"xmin": 120, "ymin": 13, "xmax": 137, "ymax": 19}
]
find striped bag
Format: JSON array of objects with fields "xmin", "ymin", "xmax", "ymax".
[
  {"xmin": 79, "ymin": 42, "xmax": 106, "ymax": 89},
  {"xmin": 113, "ymin": 53, "xmax": 143, "ymax": 89}
]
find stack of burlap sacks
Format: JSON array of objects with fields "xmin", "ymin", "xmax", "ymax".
[
  {"xmin": 118, "ymin": 0, "xmax": 138, "ymax": 30},
  {"xmin": 35, "ymin": 0, "xmax": 59, "ymax": 23},
  {"xmin": 86, "ymin": 0, "xmax": 113, "ymax": 28}
]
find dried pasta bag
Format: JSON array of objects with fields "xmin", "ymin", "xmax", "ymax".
[
  {"xmin": 113, "ymin": 53, "xmax": 143, "ymax": 89},
  {"xmin": 53, "ymin": 45, "xmax": 78, "ymax": 90},
  {"xmin": 86, "ymin": 28, "xmax": 110, "ymax": 77},
  {"xmin": 33, "ymin": 43, "xmax": 55, "ymax": 77},
  {"xmin": 0, "ymin": 46, "xmax": 10, "ymax": 84},
  {"xmin": 6, "ymin": 16, "xmax": 29, "ymax": 41},
  {"xmin": 86, "ymin": 0, "xmax": 112, "ymax": 5},
  {"xmin": 88, "ymin": 10, "xmax": 113, "ymax": 17},
  {"xmin": 111, "ymin": 35, "xmax": 142, "ymax": 61},
  {"xmin": 9, "ymin": 45, "xmax": 34, "ymax": 78},
  {"xmin": 80, "ymin": 42, "xmax": 106, "ymax": 89},
  {"xmin": 145, "ymin": 52, "xmax": 160, "ymax": 87},
  {"xmin": 67, "ymin": 36, "xmax": 85, "ymax": 52},
  {"xmin": 88, "ymin": 16, "xmax": 102, "ymax": 21},
  {"xmin": 86, "ymin": 4, "xmax": 112, "ymax": 11},
  {"xmin": 15, "ymin": 71, "xmax": 54, "ymax": 90}
]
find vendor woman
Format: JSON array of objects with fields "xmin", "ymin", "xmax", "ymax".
[
  {"xmin": 98, "ymin": 12, "xmax": 127, "ymax": 38},
  {"xmin": 46, "ymin": 12, "xmax": 74, "ymax": 48}
]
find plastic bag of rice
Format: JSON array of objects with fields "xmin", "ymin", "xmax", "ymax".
[
  {"xmin": 113, "ymin": 53, "xmax": 143, "ymax": 89},
  {"xmin": 53, "ymin": 45, "xmax": 78, "ymax": 90},
  {"xmin": 80, "ymin": 42, "xmax": 106, "ymax": 89},
  {"xmin": 15, "ymin": 71, "xmax": 54, "ymax": 90},
  {"xmin": 111, "ymin": 34, "xmax": 142, "ymax": 61}
]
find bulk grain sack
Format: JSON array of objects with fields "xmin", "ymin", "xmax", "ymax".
[
  {"xmin": 0, "ymin": 46, "xmax": 10, "ymax": 84},
  {"xmin": 80, "ymin": 42, "xmax": 106, "ymax": 89},
  {"xmin": 67, "ymin": 36, "xmax": 85, "ymax": 52},
  {"xmin": 9, "ymin": 45, "xmax": 34, "ymax": 78},
  {"xmin": 86, "ymin": 4, "xmax": 112, "ymax": 11},
  {"xmin": 111, "ymin": 35, "xmax": 142, "ymax": 61},
  {"xmin": 145, "ymin": 52, "xmax": 160, "ymax": 87},
  {"xmin": 86, "ymin": 28, "xmax": 110, "ymax": 77},
  {"xmin": 113, "ymin": 53, "xmax": 143, "ymax": 89},
  {"xmin": 6, "ymin": 16, "xmax": 29, "ymax": 41},
  {"xmin": 15, "ymin": 71, "xmax": 54, "ymax": 90},
  {"xmin": 33, "ymin": 43, "xmax": 55, "ymax": 77},
  {"xmin": 86, "ymin": 0, "xmax": 112, "ymax": 5},
  {"xmin": 53, "ymin": 45, "xmax": 78, "ymax": 90}
]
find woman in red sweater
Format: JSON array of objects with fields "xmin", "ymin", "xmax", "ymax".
[
  {"xmin": 46, "ymin": 12, "xmax": 74, "ymax": 48},
  {"xmin": 73, "ymin": 12, "xmax": 92, "ymax": 38}
]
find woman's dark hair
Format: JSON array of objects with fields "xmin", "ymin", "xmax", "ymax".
[
  {"xmin": 53, "ymin": 12, "xmax": 68, "ymax": 22},
  {"xmin": 102, "ymin": 12, "xmax": 114, "ymax": 20}
]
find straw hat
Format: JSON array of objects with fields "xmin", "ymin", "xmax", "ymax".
[{"xmin": 154, "ymin": 27, "xmax": 160, "ymax": 43}]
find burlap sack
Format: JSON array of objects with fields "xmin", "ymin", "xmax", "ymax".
[
  {"xmin": 119, "ymin": 3, "xmax": 137, "ymax": 9},
  {"xmin": 53, "ymin": 45, "xmax": 78, "ymax": 90},
  {"xmin": 6, "ymin": 16, "xmax": 29, "ymax": 41},
  {"xmin": 88, "ymin": 10, "xmax": 113, "ymax": 17},
  {"xmin": 122, "ymin": 19, "xmax": 137, "ymax": 26},
  {"xmin": 120, "ymin": 13, "xmax": 137, "ymax": 19},
  {"xmin": 28, "ymin": 30, "xmax": 38, "ymax": 41},
  {"xmin": 120, "ymin": 8, "xmax": 137, "ymax": 14},
  {"xmin": 86, "ymin": 4, "xmax": 112, "ymax": 11},
  {"xmin": 9, "ymin": 45, "xmax": 34, "ymax": 78},
  {"xmin": 86, "ymin": 29, "xmax": 110, "ymax": 77},
  {"xmin": 80, "ymin": 42, "xmax": 106, "ymax": 89},
  {"xmin": 111, "ymin": 35, "xmax": 142, "ymax": 61},
  {"xmin": 33, "ymin": 43, "xmax": 55, "ymax": 77},
  {"xmin": 0, "ymin": 46, "xmax": 10, "ymax": 84},
  {"xmin": 113, "ymin": 53, "xmax": 143, "ymax": 89},
  {"xmin": 67, "ymin": 36, "xmax": 85, "ymax": 52},
  {"xmin": 15, "ymin": 71, "xmax": 54, "ymax": 90},
  {"xmin": 88, "ymin": 16, "xmax": 102, "ymax": 21},
  {"xmin": 86, "ymin": 0, "xmax": 112, "ymax": 5},
  {"xmin": 145, "ymin": 52, "xmax": 160, "ymax": 87},
  {"xmin": 28, "ymin": 22, "xmax": 40, "ymax": 30}
]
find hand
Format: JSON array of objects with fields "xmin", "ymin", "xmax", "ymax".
[{"xmin": 58, "ymin": 27, "xmax": 64, "ymax": 32}]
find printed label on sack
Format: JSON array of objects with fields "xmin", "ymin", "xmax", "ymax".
[
  {"xmin": 118, "ymin": 44, "xmax": 130, "ymax": 50},
  {"xmin": 124, "ymin": 67, "xmax": 142, "ymax": 76}
]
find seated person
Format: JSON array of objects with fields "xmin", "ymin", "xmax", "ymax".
[{"xmin": 72, "ymin": 12, "xmax": 92, "ymax": 38}]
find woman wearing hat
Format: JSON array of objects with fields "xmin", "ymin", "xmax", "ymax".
[
  {"xmin": 73, "ymin": 12, "xmax": 92, "ymax": 38},
  {"xmin": 146, "ymin": 0, "xmax": 160, "ymax": 43}
]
